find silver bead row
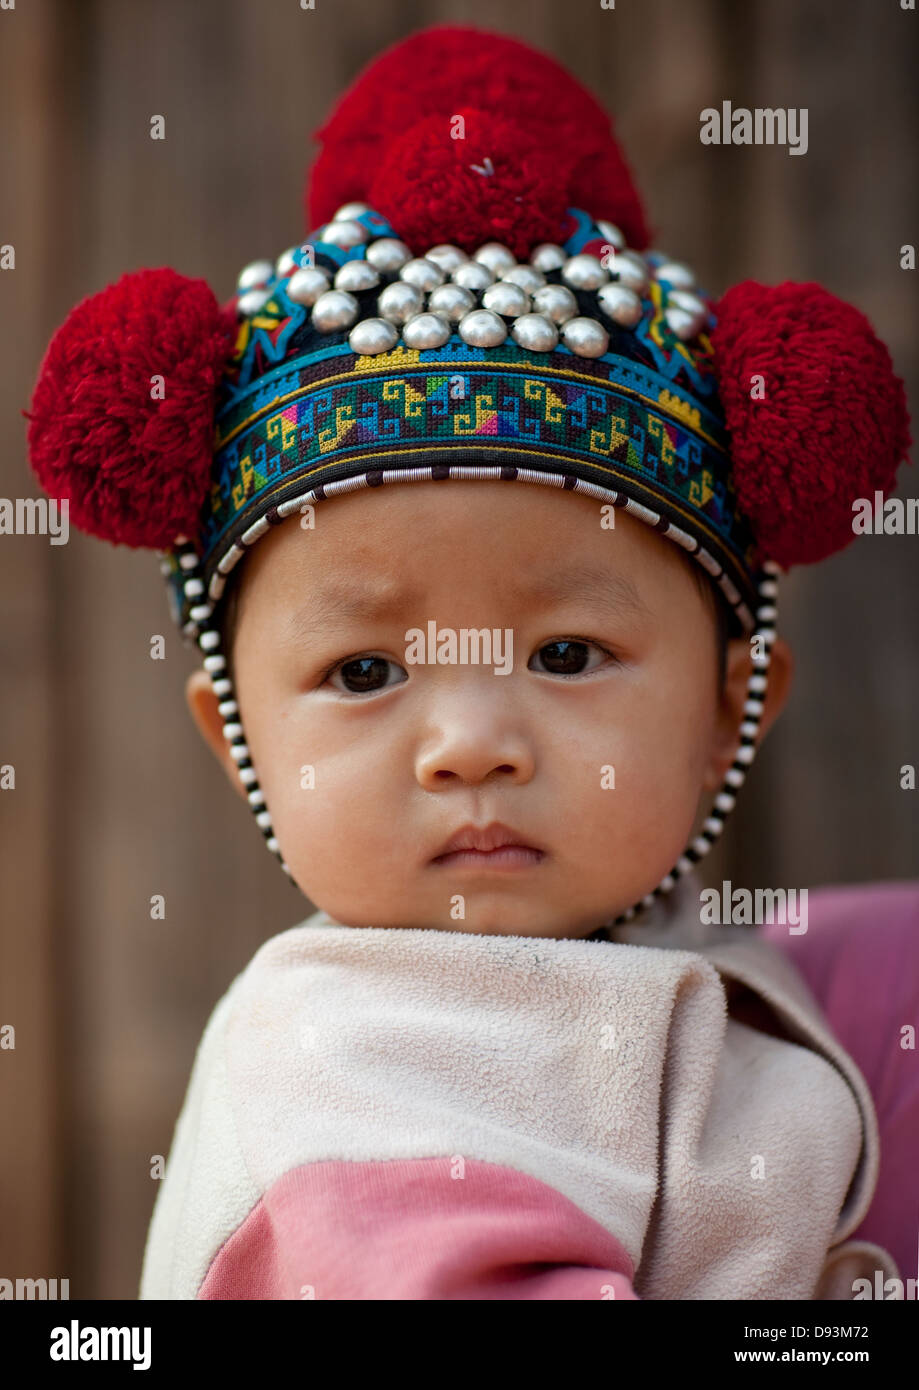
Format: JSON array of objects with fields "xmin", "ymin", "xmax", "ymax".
[{"xmin": 233, "ymin": 204, "xmax": 713, "ymax": 361}]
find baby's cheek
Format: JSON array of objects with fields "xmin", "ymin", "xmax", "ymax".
[{"xmin": 597, "ymin": 721, "xmax": 700, "ymax": 856}]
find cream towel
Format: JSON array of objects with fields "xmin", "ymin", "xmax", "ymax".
[{"xmin": 139, "ymin": 870, "xmax": 897, "ymax": 1299}]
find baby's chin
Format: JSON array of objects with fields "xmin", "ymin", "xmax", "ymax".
[{"xmin": 311, "ymin": 899, "xmax": 613, "ymax": 940}]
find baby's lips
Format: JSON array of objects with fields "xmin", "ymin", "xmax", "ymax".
[{"xmin": 430, "ymin": 819, "xmax": 545, "ymax": 861}]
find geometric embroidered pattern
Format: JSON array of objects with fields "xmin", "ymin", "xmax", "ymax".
[{"xmin": 196, "ymin": 341, "xmax": 759, "ymax": 624}]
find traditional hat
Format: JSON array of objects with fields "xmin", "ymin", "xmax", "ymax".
[{"xmin": 25, "ymin": 25, "xmax": 911, "ymax": 924}]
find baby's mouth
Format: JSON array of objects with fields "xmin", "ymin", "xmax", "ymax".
[
  {"xmin": 429, "ymin": 821, "xmax": 546, "ymax": 870},
  {"xmin": 432, "ymin": 846, "xmax": 545, "ymax": 870}
]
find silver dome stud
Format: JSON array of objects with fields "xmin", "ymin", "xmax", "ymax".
[
  {"xmin": 529, "ymin": 243, "xmax": 567, "ymax": 272},
  {"xmin": 452, "ymin": 261, "xmax": 494, "ymax": 292},
  {"xmin": 311, "ymin": 289, "xmax": 360, "ymax": 332},
  {"xmin": 236, "ymin": 259, "xmax": 275, "ymax": 292},
  {"xmin": 365, "ymin": 238, "xmax": 413, "ymax": 273},
  {"xmin": 500, "ymin": 264, "xmax": 546, "ymax": 293},
  {"xmin": 653, "ymin": 260, "xmax": 697, "ymax": 290},
  {"xmin": 482, "ymin": 282, "xmax": 530, "ymax": 318},
  {"xmin": 561, "ymin": 316, "xmax": 609, "ymax": 357},
  {"xmin": 237, "ymin": 287, "xmax": 272, "ymax": 316},
  {"xmin": 510, "ymin": 313, "xmax": 559, "ymax": 352},
  {"xmin": 427, "ymin": 283, "xmax": 477, "ymax": 323},
  {"xmin": 596, "ymin": 220, "xmax": 627, "ymax": 251},
  {"xmin": 561, "ymin": 254, "xmax": 609, "ymax": 291},
  {"xmin": 458, "ymin": 308, "xmax": 508, "ymax": 347},
  {"xmin": 597, "ymin": 282, "xmax": 644, "ymax": 327},
  {"xmin": 608, "ymin": 249, "xmax": 650, "ymax": 294},
  {"xmin": 530, "ymin": 284, "xmax": 579, "ymax": 325},
  {"xmin": 402, "ymin": 312, "xmax": 452, "ymax": 350},
  {"xmin": 334, "ymin": 260, "xmax": 382, "ymax": 293},
  {"xmin": 473, "ymin": 242, "xmax": 517, "ymax": 273},
  {"xmin": 666, "ymin": 289, "xmax": 709, "ymax": 320},
  {"xmin": 320, "ymin": 219, "xmax": 369, "ymax": 250},
  {"xmin": 399, "ymin": 258, "xmax": 446, "ymax": 293},
  {"xmin": 285, "ymin": 266, "xmax": 332, "ymax": 306},
  {"xmin": 664, "ymin": 306, "xmax": 704, "ymax": 341},
  {"xmin": 332, "ymin": 201, "xmax": 372, "ymax": 221},
  {"xmin": 275, "ymin": 246, "xmax": 301, "ymax": 277},
  {"xmin": 377, "ymin": 281, "xmax": 424, "ymax": 324},
  {"xmin": 348, "ymin": 317, "xmax": 399, "ymax": 356},
  {"xmin": 424, "ymin": 244, "xmax": 469, "ymax": 273}
]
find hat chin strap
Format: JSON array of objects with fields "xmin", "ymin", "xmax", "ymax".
[{"xmin": 184, "ymin": 541, "xmax": 780, "ymax": 926}]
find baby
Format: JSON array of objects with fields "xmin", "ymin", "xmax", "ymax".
[{"xmin": 26, "ymin": 25, "xmax": 910, "ymax": 1300}]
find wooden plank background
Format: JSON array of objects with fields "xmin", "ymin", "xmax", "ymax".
[{"xmin": 1, "ymin": 0, "xmax": 916, "ymax": 1299}]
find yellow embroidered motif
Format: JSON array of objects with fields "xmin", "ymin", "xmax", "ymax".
[
  {"xmin": 657, "ymin": 388, "xmax": 701, "ymax": 432},
  {"xmin": 382, "ymin": 379, "xmax": 426, "ymax": 418},
  {"xmin": 647, "ymin": 417, "xmax": 676, "ymax": 474},
  {"xmin": 231, "ymin": 450, "xmax": 268, "ymax": 510},
  {"xmin": 689, "ymin": 469, "xmax": 715, "ymax": 508},
  {"xmin": 250, "ymin": 300, "xmax": 283, "ymax": 330},
  {"xmin": 354, "ymin": 345, "xmax": 421, "ymax": 371},
  {"xmin": 646, "ymin": 282, "xmax": 697, "ymax": 369},
  {"xmin": 232, "ymin": 321, "xmax": 250, "ymax": 360},
  {"xmin": 267, "ymin": 414, "xmax": 298, "ymax": 453},
  {"xmin": 318, "ymin": 404, "xmax": 357, "ymax": 453},
  {"xmin": 590, "ymin": 414, "xmax": 630, "ymax": 457},
  {"xmin": 454, "ymin": 393, "xmax": 497, "ymax": 434},
  {"xmin": 523, "ymin": 379, "xmax": 565, "ymax": 423}
]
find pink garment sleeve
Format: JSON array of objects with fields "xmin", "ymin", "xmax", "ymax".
[
  {"xmin": 198, "ymin": 1157, "xmax": 639, "ymax": 1301},
  {"xmin": 760, "ymin": 879, "xmax": 919, "ymax": 1286}
]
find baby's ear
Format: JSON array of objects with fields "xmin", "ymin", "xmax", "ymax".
[
  {"xmin": 184, "ymin": 669, "xmax": 250, "ymax": 803},
  {"xmin": 703, "ymin": 635, "xmax": 794, "ymax": 792}
]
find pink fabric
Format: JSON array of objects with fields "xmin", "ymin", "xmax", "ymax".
[
  {"xmin": 760, "ymin": 879, "xmax": 919, "ymax": 1288},
  {"xmin": 198, "ymin": 1157, "xmax": 638, "ymax": 1300}
]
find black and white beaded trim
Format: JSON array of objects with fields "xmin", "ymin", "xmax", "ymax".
[
  {"xmin": 158, "ymin": 539, "xmax": 293, "ymax": 879},
  {"xmin": 160, "ymin": 469, "xmax": 778, "ymax": 919},
  {"xmin": 203, "ymin": 465, "xmax": 759, "ymax": 631}
]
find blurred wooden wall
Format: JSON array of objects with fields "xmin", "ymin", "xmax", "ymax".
[{"xmin": 1, "ymin": 0, "xmax": 916, "ymax": 1299}]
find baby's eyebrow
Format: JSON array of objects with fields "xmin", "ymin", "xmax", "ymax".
[
  {"xmin": 508, "ymin": 564, "xmax": 652, "ymax": 621},
  {"xmin": 283, "ymin": 584, "xmax": 408, "ymax": 645},
  {"xmin": 283, "ymin": 564, "xmax": 650, "ymax": 646}
]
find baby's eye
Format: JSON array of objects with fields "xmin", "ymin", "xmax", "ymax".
[
  {"xmin": 326, "ymin": 654, "xmax": 408, "ymax": 696},
  {"xmin": 529, "ymin": 639, "xmax": 617, "ymax": 677}
]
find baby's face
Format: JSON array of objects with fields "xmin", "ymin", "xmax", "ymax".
[{"xmin": 194, "ymin": 482, "xmax": 772, "ymax": 938}]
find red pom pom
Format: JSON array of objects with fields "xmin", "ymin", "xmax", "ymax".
[
  {"xmin": 307, "ymin": 24, "xmax": 650, "ymax": 251},
  {"xmin": 710, "ymin": 281, "xmax": 912, "ymax": 568},
  {"xmin": 370, "ymin": 110, "xmax": 568, "ymax": 259},
  {"xmin": 26, "ymin": 268, "xmax": 236, "ymax": 550},
  {"xmin": 569, "ymin": 143, "xmax": 654, "ymax": 251}
]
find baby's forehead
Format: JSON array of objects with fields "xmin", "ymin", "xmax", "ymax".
[
  {"xmin": 242, "ymin": 479, "xmax": 680, "ymax": 596},
  {"xmin": 250, "ymin": 483, "xmax": 672, "ymax": 569}
]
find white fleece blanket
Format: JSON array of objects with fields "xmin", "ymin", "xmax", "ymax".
[{"xmin": 139, "ymin": 870, "xmax": 897, "ymax": 1300}]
